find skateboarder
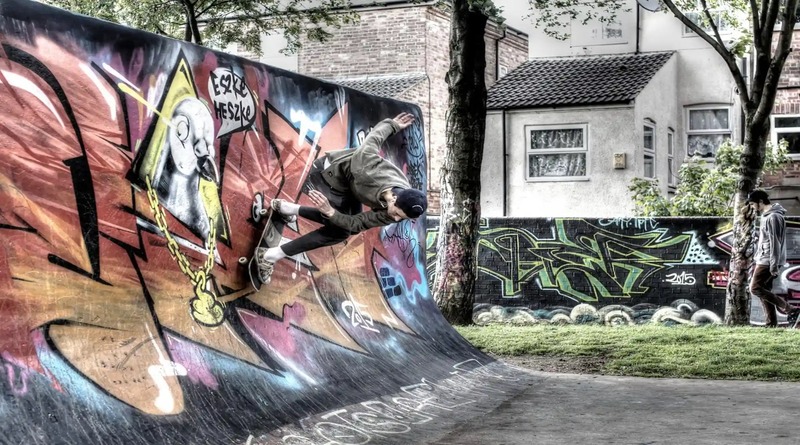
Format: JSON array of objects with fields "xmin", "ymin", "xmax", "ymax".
[
  {"xmin": 747, "ymin": 189, "xmax": 799, "ymax": 326},
  {"xmin": 256, "ymin": 112, "xmax": 427, "ymax": 284}
]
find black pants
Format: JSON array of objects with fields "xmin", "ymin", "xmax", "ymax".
[
  {"xmin": 750, "ymin": 264, "xmax": 791, "ymax": 326},
  {"xmin": 279, "ymin": 157, "xmax": 360, "ymax": 257}
]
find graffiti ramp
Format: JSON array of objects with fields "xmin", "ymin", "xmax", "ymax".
[{"xmin": 0, "ymin": 0, "xmax": 528, "ymax": 443}]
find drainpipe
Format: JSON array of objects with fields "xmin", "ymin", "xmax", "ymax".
[
  {"xmin": 495, "ymin": 28, "xmax": 507, "ymax": 81},
  {"xmin": 635, "ymin": 3, "xmax": 641, "ymax": 54},
  {"xmin": 496, "ymin": 26, "xmax": 508, "ymax": 216},
  {"xmin": 502, "ymin": 109, "xmax": 508, "ymax": 216}
]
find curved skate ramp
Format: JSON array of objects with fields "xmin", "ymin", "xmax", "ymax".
[{"xmin": 0, "ymin": 1, "xmax": 525, "ymax": 443}]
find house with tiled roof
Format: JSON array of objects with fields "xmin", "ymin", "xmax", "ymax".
[
  {"xmin": 481, "ymin": 1, "xmax": 752, "ymax": 217},
  {"xmin": 296, "ymin": 1, "xmax": 529, "ymax": 214}
]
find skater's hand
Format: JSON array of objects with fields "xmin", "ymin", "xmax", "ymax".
[
  {"xmin": 309, "ymin": 190, "xmax": 335, "ymax": 217},
  {"xmin": 392, "ymin": 112, "xmax": 415, "ymax": 131}
]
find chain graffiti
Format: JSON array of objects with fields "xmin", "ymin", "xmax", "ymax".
[{"xmin": 145, "ymin": 175, "xmax": 223, "ymax": 326}]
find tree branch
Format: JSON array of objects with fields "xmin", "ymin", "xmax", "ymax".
[
  {"xmin": 661, "ymin": 0, "xmax": 749, "ymax": 108},
  {"xmin": 749, "ymin": 0, "xmax": 761, "ymax": 48},
  {"xmin": 196, "ymin": 0, "xmax": 235, "ymax": 18},
  {"xmin": 754, "ymin": 0, "xmax": 799, "ymax": 124},
  {"xmin": 699, "ymin": 0, "xmax": 726, "ymax": 53},
  {"xmin": 752, "ymin": 0, "xmax": 786, "ymax": 117}
]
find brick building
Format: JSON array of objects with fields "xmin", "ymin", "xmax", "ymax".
[
  {"xmin": 297, "ymin": 0, "xmax": 528, "ymax": 214},
  {"xmin": 763, "ymin": 26, "xmax": 800, "ymax": 211}
]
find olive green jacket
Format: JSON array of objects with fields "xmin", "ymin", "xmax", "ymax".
[{"xmin": 322, "ymin": 118, "xmax": 411, "ymax": 233}]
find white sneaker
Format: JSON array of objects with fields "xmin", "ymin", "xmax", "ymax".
[
  {"xmin": 271, "ymin": 199, "xmax": 297, "ymax": 222},
  {"xmin": 256, "ymin": 247, "xmax": 274, "ymax": 284}
]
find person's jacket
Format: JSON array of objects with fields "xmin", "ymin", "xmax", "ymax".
[
  {"xmin": 754, "ymin": 203, "xmax": 787, "ymax": 274},
  {"xmin": 321, "ymin": 118, "xmax": 411, "ymax": 233}
]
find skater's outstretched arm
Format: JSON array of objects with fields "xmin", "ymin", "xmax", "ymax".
[
  {"xmin": 352, "ymin": 113, "xmax": 415, "ymax": 167},
  {"xmin": 309, "ymin": 190, "xmax": 394, "ymax": 233}
]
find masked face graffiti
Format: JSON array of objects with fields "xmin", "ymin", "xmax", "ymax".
[
  {"xmin": 168, "ymin": 98, "xmax": 218, "ymax": 183},
  {"xmin": 129, "ymin": 55, "xmax": 228, "ymax": 242}
]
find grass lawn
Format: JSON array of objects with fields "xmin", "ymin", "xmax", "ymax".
[{"xmin": 455, "ymin": 324, "xmax": 800, "ymax": 381}]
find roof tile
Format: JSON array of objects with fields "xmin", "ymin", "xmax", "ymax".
[
  {"xmin": 335, "ymin": 73, "xmax": 428, "ymax": 98},
  {"xmin": 487, "ymin": 52, "xmax": 674, "ymax": 109}
]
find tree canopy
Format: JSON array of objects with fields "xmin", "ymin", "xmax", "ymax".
[
  {"xmin": 43, "ymin": 0, "xmax": 359, "ymax": 55},
  {"xmin": 629, "ymin": 141, "xmax": 789, "ymax": 217}
]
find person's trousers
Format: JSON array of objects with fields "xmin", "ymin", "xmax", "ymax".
[
  {"xmin": 279, "ymin": 157, "xmax": 360, "ymax": 257},
  {"xmin": 750, "ymin": 264, "xmax": 791, "ymax": 326}
]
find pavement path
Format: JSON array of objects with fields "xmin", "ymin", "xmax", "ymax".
[{"xmin": 431, "ymin": 369, "xmax": 800, "ymax": 445}]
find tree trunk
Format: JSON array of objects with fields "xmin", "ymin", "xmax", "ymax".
[
  {"xmin": 725, "ymin": 117, "xmax": 770, "ymax": 324},
  {"xmin": 432, "ymin": 1, "xmax": 488, "ymax": 325},
  {"xmin": 182, "ymin": 0, "xmax": 203, "ymax": 44}
]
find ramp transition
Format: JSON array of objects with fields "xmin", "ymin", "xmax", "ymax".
[{"xmin": 0, "ymin": 0, "xmax": 527, "ymax": 443}]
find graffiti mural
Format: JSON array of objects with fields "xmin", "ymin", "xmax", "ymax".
[
  {"xmin": 427, "ymin": 217, "xmax": 800, "ymax": 326},
  {"xmin": 0, "ymin": 1, "xmax": 527, "ymax": 443}
]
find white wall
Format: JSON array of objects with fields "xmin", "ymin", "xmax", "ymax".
[
  {"xmin": 640, "ymin": 4, "xmax": 742, "ymax": 149},
  {"xmin": 482, "ymin": 106, "xmax": 638, "ymax": 217},
  {"xmin": 634, "ymin": 54, "xmax": 680, "ymax": 195}
]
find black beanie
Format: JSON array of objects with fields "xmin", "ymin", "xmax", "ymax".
[{"xmin": 394, "ymin": 188, "xmax": 427, "ymax": 218}]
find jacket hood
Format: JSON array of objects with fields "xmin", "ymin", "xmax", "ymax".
[{"xmin": 764, "ymin": 203, "xmax": 787, "ymax": 217}]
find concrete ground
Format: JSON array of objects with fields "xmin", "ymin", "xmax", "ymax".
[{"xmin": 432, "ymin": 369, "xmax": 800, "ymax": 445}]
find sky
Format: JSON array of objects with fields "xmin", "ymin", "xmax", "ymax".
[{"xmin": 493, "ymin": 0, "xmax": 537, "ymax": 35}]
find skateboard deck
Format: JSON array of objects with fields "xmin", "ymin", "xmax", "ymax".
[{"xmin": 239, "ymin": 208, "xmax": 287, "ymax": 291}]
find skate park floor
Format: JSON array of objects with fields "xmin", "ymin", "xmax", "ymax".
[{"xmin": 431, "ymin": 363, "xmax": 800, "ymax": 445}]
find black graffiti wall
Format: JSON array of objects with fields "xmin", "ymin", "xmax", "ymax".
[{"xmin": 427, "ymin": 217, "xmax": 800, "ymax": 325}]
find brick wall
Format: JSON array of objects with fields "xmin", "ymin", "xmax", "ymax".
[
  {"xmin": 297, "ymin": 4, "xmax": 529, "ymax": 215},
  {"xmin": 769, "ymin": 29, "xmax": 800, "ymax": 186},
  {"xmin": 426, "ymin": 217, "xmax": 800, "ymax": 325},
  {"xmin": 298, "ymin": 7, "xmax": 428, "ymax": 77}
]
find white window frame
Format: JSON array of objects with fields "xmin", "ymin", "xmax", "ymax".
[
  {"xmin": 643, "ymin": 122, "xmax": 656, "ymax": 179},
  {"xmin": 682, "ymin": 10, "xmax": 734, "ymax": 37},
  {"xmin": 667, "ymin": 129, "xmax": 676, "ymax": 187},
  {"xmin": 685, "ymin": 105, "xmax": 732, "ymax": 159},
  {"xmin": 771, "ymin": 114, "xmax": 800, "ymax": 160},
  {"xmin": 525, "ymin": 123, "xmax": 589, "ymax": 182}
]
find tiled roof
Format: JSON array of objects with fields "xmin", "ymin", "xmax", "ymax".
[
  {"xmin": 336, "ymin": 73, "xmax": 428, "ymax": 98},
  {"xmin": 487, "ymin": 52, "xmax": 674, "ymax": 110}
]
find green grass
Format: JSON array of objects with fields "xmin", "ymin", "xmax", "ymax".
[{"xmin": 455, "ymin": 324, "xmax": 800, "ymax": 381}]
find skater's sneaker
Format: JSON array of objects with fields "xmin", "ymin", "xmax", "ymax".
[
  {"xmin": 256, "ymin": 248, "xmax": 275, "ymax": 285},
  {"xmin": 271, "ymin": 199, "xmax": 297, "ymax": 223}
]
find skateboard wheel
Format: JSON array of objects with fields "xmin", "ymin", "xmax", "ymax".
[
  {"xmin": 259, "ymin": 209, "xmax": 268, "ymax": 215},
  {"xmin": 238, "ymin": 257, "xmax": 248, "ymax": 264}
]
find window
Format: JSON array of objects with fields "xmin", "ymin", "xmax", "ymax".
[
  {"xmin": 772, "ymin": 115, "xmax": 800, "ymax": 159},
  {"xmin": 643, "ymin": 123, "xmax": 656, "ymax": 179},
  {"xmin": 682, "ymin": 10, "xmax": 733, "ymax": 35},
  {"xmin": 686, "ymin": 107, "xmax": 731, "ymax": 158},
  {"xmin": 667, "ymin": 130, "xmax": 676, "ymax": 187},
  {"xmin": 571, "ymin": 18, "xmax": 627, "ymax": 46},
  {"xmin": 526, "ymin": 124, "xmax": 587, "ymax": 181}
]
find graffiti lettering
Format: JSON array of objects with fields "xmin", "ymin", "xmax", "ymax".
[
  {"xmin": 472, "ymin": 221, "xmax": 691, "ymax": 300},
  {"xmin": 2, "ymin": 353, "xmax": 31, "ymax": 396},
  {"xmin": 341, "ymin": 300, "xmax": 379, "ymax": 333},
  {"xmin": 268, "ymin": 360, "xmax": 517, "ymax": 445},
  {"xmin": 598, "ymin": 217, "xmax": 659, "ymax": 231},
  {"xmin": 209, "ymin": 67, "xmax": 256, "ymax": 136},
  {"xmin": 383, "ymin": 220, "xmax": 422, "ymax": 268},
  {"xmin": 665, "ymin": 272, "xmax": 696, "ymax": 286}
]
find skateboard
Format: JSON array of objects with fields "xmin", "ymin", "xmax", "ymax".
[{"xmin": 239, "ymin": 208, "xmax": 288, "ymax": 291}]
